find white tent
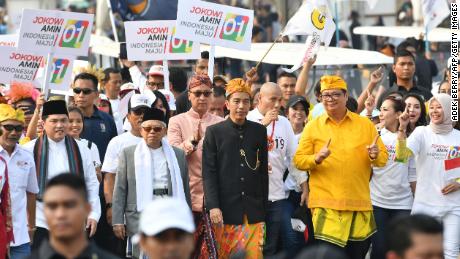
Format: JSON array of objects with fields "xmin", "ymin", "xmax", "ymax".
[
  {"xmin": 201, "ymin": 43, "xmax": 393, "ymax": 66},
  {"xmin": 353, "ymin": 26, "xmax": 453, "ymax": 42}
]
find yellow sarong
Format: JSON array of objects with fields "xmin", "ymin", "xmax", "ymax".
[{"xmin": 312, "ymin": 208, "xmax": 376, "ymax": 247}]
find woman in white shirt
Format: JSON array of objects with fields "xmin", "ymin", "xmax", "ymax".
[
  {"xmin": 370, "ymin": 96, "xmax": 416, "ymax": 259},
  {"xmin": 68, "ymin": 106, "xmax": 102, "ymax": 182},
  {"xmin": 397, "ymin": 93, "xmax": 460, "ymax": 259}
]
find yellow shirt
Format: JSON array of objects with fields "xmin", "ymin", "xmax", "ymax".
[{"xmin": 294, "ymin": 110, "xmax": 388, "ymax": 211}]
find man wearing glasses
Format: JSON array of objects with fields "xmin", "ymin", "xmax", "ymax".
[
  {"xmin": 293, "ymin": 75, "xmax": 388, "ymax": 259},
  {"xmin": 73, "ymin": 72, "xmax": 118, "ymax": 255},
  {"xmin": 121, "ymin": 61, "xmax": 165, "ymax": 93},
  {"xmin": 112, "ymin": 107, "xmax": 190, "ymax": 258},
  {"xmin": 102, "ymin": 94, "xmax": 154, "ymax": 231},
  {"xmin": 0, "ymin": 104, "xmax": 38, "ymax": 259},
  {"xmin": 167, "ymin": 74, "xmax": 223, "ymax": 252}
]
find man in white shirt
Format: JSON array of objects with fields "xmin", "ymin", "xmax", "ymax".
[
  {"xmin": 103, "ymin": 93, "xmax": 155, "ymax": 225},
  {"xmin": 101, "ymin": 68, "xmax": 124, "ymax": 134},
  {"xmin": 112, "ymin": 107, "xmax": 190, "ymax": 258},
  {"xmin": 0, "ymin": 104, "xmax": 38, "ymax": 259},
  {"xmin": 246, "ymin": 82, "xmax": 299, "ymax": 256},
  {"xmin": 23, "ymin": 100, "xmax": 100, "ymax": 250}
]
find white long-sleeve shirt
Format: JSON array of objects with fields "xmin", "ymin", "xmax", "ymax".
[
  {"xmin": 128, "ymin": 65, "xmax": 148, "ymax": 94},
  {"xmin": 24, "ymin": 137, "xmax": 101, "ymax": 229},
  {"xmin": 247, "ymin": 108, "xmax": 298, "ymax": 201}
]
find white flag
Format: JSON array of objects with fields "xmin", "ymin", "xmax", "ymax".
[
  {"xmin": 422, "ymin": 0, "xmax": 449, "ymax": 32},
  {"xmin": 282, "ymin": 0, "xmax": 335, "ymax": 72},
  {"xmin": 282, "ymin": 0, "xmax": 336, "ymax": 46},
  {"xmin": 283, "ymin": 34, "xmax": 321, "ymax": 73}
]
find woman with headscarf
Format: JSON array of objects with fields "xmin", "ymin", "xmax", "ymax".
[{"xmin": 396, "ymin": 93, "xmax": 460, "ymax": 259}]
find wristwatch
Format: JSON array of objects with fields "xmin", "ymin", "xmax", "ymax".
[{"xmin": 106, "ymin": 203, "xmax": 112, "ymax": 209}]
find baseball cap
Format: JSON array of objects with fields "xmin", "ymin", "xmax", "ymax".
[
  {"xmin": 119, "ymin": 82, "xmax": 139, "ymax": 97},
  {"xmin": 129, "ymin": 93, "xmax": 155, "ymax": 111},
  {"xmin": 148, "ymin": 65, "xmax": 164, "ymax": 76},
  {"xmin": 158, "ymin": 89, "xmax": 176, "ymax": 111},
  {"xmin": 132, "ymin": 198, "xmax": 195, "ymax": 243},
  {"xmin": 287, "ymin": 95, "xmax": 309, "ymax": 113}
]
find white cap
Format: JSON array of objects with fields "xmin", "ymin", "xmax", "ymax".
[
  {"xmin": 99, "ymin": 93, "xmax": 109, "ymax": 101},
  {"xmin": 158, "ymin": 89, "xmax": 176, "ymax": 111},
  {"xmin": 129, "ymin": 93, "xmax": 155, "ymax": 110},
  {"xmin": 120, "ymin": 82, "xmax": 138, "ymax": 92},
  {"xmin": 148, "ymin": 65, "xmax": 164, "ymax": 76},
  {"xmin": 133, "ymin": 198, "xmax": 195, "ymax": 243}
]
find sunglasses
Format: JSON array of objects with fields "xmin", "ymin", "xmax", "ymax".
[
  {"xmin": 1, "ymin": 124, "xmax": 24, "ymax": 132},
  {"xmin": 190, "ymin": 90, "xmax": 212, "ymax": 98},
  {"xmin": 142, "ymin": 126, "xmax": 164, "ymax": 133},
  {"xmin": 73, "ymin": 88, "xmax": 95, "ymax": 95}
]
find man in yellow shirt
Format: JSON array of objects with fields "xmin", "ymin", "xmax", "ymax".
[{"xmin": 293, "ymin": 75, "xmax": 388, "ymax": 259}]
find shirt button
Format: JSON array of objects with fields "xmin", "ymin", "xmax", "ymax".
[
  {"xmin": 240, "ymin": 163, "xmax": 244, "ymax": 167},
  {"xmin": 242, "ymin": 192, "xmax": 245, "ymax": 195},
  {"xmin": 240, "ymin": 135, "xmax": 243, "ymax": 139},
  {"xmin": 240, "ymin": 177, "xmax": 244, "ymax": 181}
]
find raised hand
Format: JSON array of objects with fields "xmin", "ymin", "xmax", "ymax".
[
  {"xmin": 315, "ymin": 138, "xmax": 331, "ymax": 164},
  {"xmin": 305, "ymin": 54, "xmax": 317, "ymax": 68},
  {"xmin": 370, "ymin": 66, "xmax": 384, "ymax": 85},
  {"xmin": 398, "ymin": 106, "xmax": 411, "ymax": 130},
  {"xmin": 245, "ymin": 67, "xmax": 259, "ymax": 84},
  {"xmin": 367, "ymin": 135, "xmax": 380, "ymax": 160},
  {"xmin": 365, "ymin": 89, "xmax": 376, "ymax": 115}
]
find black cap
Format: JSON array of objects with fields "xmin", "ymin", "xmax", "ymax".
[
  {"xmin": 142, "ymin": 108, "xmax": 165, "ymax": 123},
  {"xmin": 42, "ymin": 100, "xmax": 68, "ymax": 117},
  {"xmin": 287, "ymin": 95, "xmax": 309, "ymax": 113}
]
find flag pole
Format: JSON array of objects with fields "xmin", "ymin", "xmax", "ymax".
[
  {"xmin": 255, "ymin": 29, "xmax": 284, "ymax": 70},
  {"xmin": 334, "ymin": 0, "xmax": 339, "ymax": 47}
]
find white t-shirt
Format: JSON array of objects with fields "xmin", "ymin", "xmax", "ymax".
[
  {"xmin": 151, "ymin": 147, "xmax": 169, "ymax": 189},
  {"xmin": 110, "ymin": 98, "xmax": 125, "ymax": 135},
  {"xmin": 78, "ymin": 139, "xmax": 101, "ymax": 169},
  {"xmin": 247, "ymin": 108, "xmax": 298, "ymax": 201},
  {"xmin": 284, "ymin": 133, "xmax": 308, "ymax": 194},
  {"xmin": 407, "ymin": 126, "xmax": 460, "ymax": 216},
  {"xmin": 0, "ymin": 145, "xmax": 39, "ymax": 246},
  {"xmin": 370, "ymin": 128, "xmax": 416, "ymax": 210},
  {"xmin": 23, "ymin": 137, "xmax": 101, "ymax": 229},
  {"xmin": 102, "ymin": 131, "xmax": 142, "ymax": 174}
]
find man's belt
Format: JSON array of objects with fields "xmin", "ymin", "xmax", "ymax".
[{"xmin": 153, "ymin": 188, "xmax": 169, "ymax": 196}]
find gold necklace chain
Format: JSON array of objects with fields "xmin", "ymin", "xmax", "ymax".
[{"xmin": 240, "ymin": 148, "xmax": 260, "ymax": 171}]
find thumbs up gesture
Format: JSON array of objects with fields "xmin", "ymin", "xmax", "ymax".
[
  {"xmin": 367, "ymin": 135, "xmax": 380, "ymax": 160},
  {"xmin": 314, "ymin": 138, "xmax": 331, "ymax": 164}
]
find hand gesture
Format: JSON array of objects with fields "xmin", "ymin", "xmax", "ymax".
[
  {"xmin": 315, "ymin": 138, "xmax": 331, "ymax": 164},
  {"xmin": 245, "ymin": 67, "xmax": 259, "ymax": 84},
  {"xmin": 305, "ymin": 54, "xmax": 317, "ymax": 68},
  {"xmin": 36, "ymin": 94, "xmax": 45, "ymax": 110},
  {"xmin": 370, "ymin": 66, "xmax": 384, "ymax": 85},
  {"xmin": 398, "ymin": 106, "xmax": 410, "ymax": 130},
  {"xmin": 261, "ymin": 109, "xmax": 278, "ymax": 127},
  {"xmin": 365, "ymin": 89, "xmax": 376, "ymax": 115},
  {"xmin": 193, "ymin": 121, "xmax": 202, "ymax": 142},
  {"xmin": 210, "ymin": 208, "xmax": 223, "ymax": 224},
  {"xmin": 442, "ymin": 182, "xmax": 460, "ymax": 195},
  {"xmin": 367, "ymin": 135, "xmax": 380, "ymax": 160}
]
